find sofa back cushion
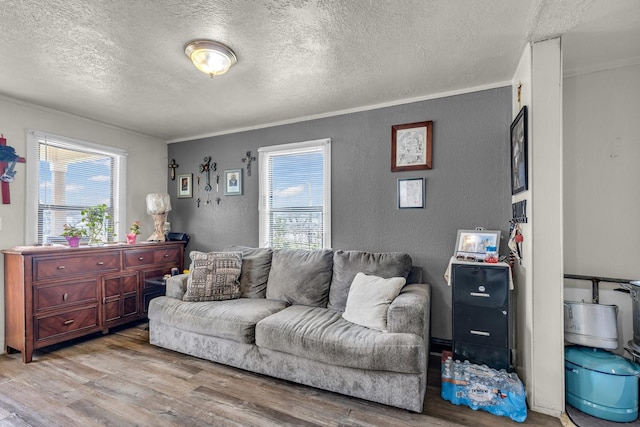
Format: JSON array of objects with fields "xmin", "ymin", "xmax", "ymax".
[
  {"xmin": 328, "ymin": 250, "xmax": 413, "ymax": 312},
  {"xmin": 266, "ymin": 248, "xmax": 333, "ymax": 307},
  {"xmin": 223, "ymin": 245, "xmax": 273, "ymax": 298}
]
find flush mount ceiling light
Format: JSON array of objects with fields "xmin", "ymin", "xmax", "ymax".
[{"xmin": 184, "ymin": 40, "xmax": 237, "ymax": 77}]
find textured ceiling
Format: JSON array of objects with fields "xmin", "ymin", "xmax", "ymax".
[{"xmin": 0, "ymin": 0, "xmax": 638, "ymax": 142}]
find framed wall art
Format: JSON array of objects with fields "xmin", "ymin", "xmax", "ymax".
[
  {"xmin": 397, "ymin": 177, "xmax": 425, "ymax": 209},
  {"xmin": 391, "ymin": 121, "xmax": 433, "ymax": 171},
  {"xmin": 224, "ymin": 169, "xmax": 243, "ymax": 196},
  {"xmin": 177, "ymin": 173, "xmax": 192, "ymax": 198},
  {"xmin": 510, "ymin": 106, "xmax": 528, "ymax": 194}
]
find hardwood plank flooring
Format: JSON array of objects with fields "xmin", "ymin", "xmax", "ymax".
[{"xmin": 0, "ymin": 322, "xmax": 562, "ymax": 427}]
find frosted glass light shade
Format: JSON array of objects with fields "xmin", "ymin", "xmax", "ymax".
[
  {"xmin": 185, "ymin": 40, "xmax": 237, "ymax": 77},
  {"xmin": 146, "ymin": 193, "xmax": 171, "ymax": 214}
]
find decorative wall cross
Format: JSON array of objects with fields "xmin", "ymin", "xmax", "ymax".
[
  {"xmin": 198, "ymin": 156, "xmax": 216, "ymax": 191},
  {"xmin": 0, "ymin": 134, "xmax": 26, "ymax": 205},
  {"xmin": 241, "ymin": 151, "xmax": 256, "ymax": 176},
  {"xmin": 168, "ymin": 159, "xmax": 179, "ymax": 180}
]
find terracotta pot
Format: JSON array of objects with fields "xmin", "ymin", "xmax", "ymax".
[
  {"xmin": 65, "ymin": 236, "xmax": 81, "ymax": 247},
  {"xmin": 126, "ymin": 233, "xmax": 137, "ymax": 244}
]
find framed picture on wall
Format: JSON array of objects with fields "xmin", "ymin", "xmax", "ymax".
[
  {"xmin": 177, "ymin": 173, "xmax": 192, "ymax": 198},
  {"xmin": 510, "ymin": 106, "xmax": 528, "ymax": 194},
  {"xmin": 224, "ymin": 169, "xmax": 242, "ymax": 196},
  {"xmin": 392, "ymin": 121, "xmax": 433, "ymax": 171},
  {"xmin": 397, "ymin": 177, "xmax": 425, "ymax": 209}
]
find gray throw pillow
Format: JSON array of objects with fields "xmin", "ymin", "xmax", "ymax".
[
  {"xmin": 265, "ymin": 249, "xmax": 333, "ymax": 307},
  {"xmin": 342, "ymin": 272, "xmax": 406, "ymax": 332},
  {"xmin": 328, "ymin": 250, "xmax": 412, "ymax": 311},
  {"xmin": 183, "ymin": 251, "xmax": 243, "ymax": 302},
  {"xmin": 223, "ymin": 245, "xmax": 273, "ymax": 298}
]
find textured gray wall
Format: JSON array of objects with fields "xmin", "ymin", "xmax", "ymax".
[{"xmin": 167, "ymin": 87, "xmax": 512, "ymax": 340}]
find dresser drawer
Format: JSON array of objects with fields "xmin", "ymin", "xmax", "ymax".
[
  {"xmin": 123, "ymin": 249, "xmax": 157, "ymax": 268},
  {"xmin": 452, "ymin": 265, "xmax": 509, "ymax": 308},
  {"xmin": 453, "ymin": 341, "xmax": 511, "ymax": 371},
  {"xmin": 34, "ymin": 279, "xmax": 99, "ymax": 312},
  {"xmin": 153, "ymin": 247, "xmax": 181, "ymax": 264},
  {"xmin": 453, "ymin": 304, "xmax": 509, "ymax": 347},
  {"xmin": 33, "ymin": 253, "xmax": 120, "ymax": 281},
  {"xmin": 35, "ymin": 306, "xmax": 99, "ymax": 342}
]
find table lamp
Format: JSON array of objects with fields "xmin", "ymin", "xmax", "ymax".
[{"xmin": 146, "ymin": 193, "xmax": 171, "ymax": 241}]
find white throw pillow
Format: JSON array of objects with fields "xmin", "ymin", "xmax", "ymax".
[{"xmin": 342, "ymin": 272, "xmax": 406, "ymax": 332}]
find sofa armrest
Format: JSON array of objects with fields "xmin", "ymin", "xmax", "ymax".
[
  {"xmin": 165, "ymin": 274, "xmax": 188, "ymax": 300},
  {"xmin": 387, "ymin": 283, "xmax": 431, "ymax": 340}
]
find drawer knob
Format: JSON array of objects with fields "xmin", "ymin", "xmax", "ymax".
[
  {"xmin": 164, "ymin": 254, "xmax": 169, "ymax": 258},
  {"xmin": 470, "ymin": 292, "xmax": 490, "ymax": 298},
  {"xmin": 470, "ymin": 329, "xmax": 490, "ymax": 337},
  {"xmin": 63, "ymin": 319, "xmax": 75, "ymax": 325},
  {"xmin": 97, "ymin": 261, "xmax": 104, "ymax": 266},
  {"xmin": 138, "ymin": 257, "xmax": 144, "ymax": 261},
  {"xmin": 63, "ymin": 293, "xmax": 69, "ymax": 302},
  {"xmin": 57, "ymin": 265, "xmax": 66, "ymax": 270}
]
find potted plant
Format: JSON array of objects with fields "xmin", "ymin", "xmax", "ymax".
[
  {"xmin": 127, "ymin": 220, "xmax": 141, "ymax": 244},
  {"xmin": 61, "ymin": 223, "xmax": 85, "ymax": 247},
  {"xmin": 81, "ymin": 204, "xmax": 111, "ymax": 246}
]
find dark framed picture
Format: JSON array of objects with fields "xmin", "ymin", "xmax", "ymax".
[
  {"xmin": 510, "ymin": 106, "xmax": 528, "ymax": 194},
  {"xmin": 392, "ymin": 121, "xmax": 433, "ymax": 171},
  {"xmin": 397, "ymin": 177, "xmax": 425, "ymax": 209},
  {"xmin": 177, "ymin": 173, "xmax": 192, "ymax": 198},
  {"xmin": 224, "ymin": 169, "xmax": 242, "ymax": 196}
]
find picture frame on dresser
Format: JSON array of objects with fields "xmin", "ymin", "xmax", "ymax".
[{"xmin": 454, "ymin": 229, "xmax": 501, "ymax": 260}]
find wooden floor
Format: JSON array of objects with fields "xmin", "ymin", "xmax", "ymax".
[{"xmin": 0, "ymin": 322, "xmax": 562, "ymax": 427}]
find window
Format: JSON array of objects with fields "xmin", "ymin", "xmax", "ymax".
[
  {"xmin": 25, "ymin": 130, "xmax": 127, "ymax": 245},
  {"xmin": 259, "ymin": 138, "xmax": 331, "ymax": 249}
]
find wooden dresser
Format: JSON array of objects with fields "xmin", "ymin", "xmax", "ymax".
[{"xmin": 3, "ymin": 241, "xmax": 184, "ymax": 363}]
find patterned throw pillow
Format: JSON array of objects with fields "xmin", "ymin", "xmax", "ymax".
[{"xmin": 183, "ymin": 251, "xmax": 243, "ymax": 302}]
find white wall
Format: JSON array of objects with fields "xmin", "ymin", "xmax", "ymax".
[
  {"xmin": 563, "ymin": 63, "xmax": 640, "ymax": 354},
  {"xmin": 512, "ymin": 38, "xmax": 565, "ymax": 417},
  {"xmin": 0, "ymin": 95, "xmax": 167, "ymax": 353}
]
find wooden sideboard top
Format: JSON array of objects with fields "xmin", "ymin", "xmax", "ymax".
[{"xmin": 2, "ymin": 240, "xmax": 185, "ymax": 255}]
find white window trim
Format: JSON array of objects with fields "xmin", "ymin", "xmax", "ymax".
[
  {"xmin": 25, "ymin": 129, "xmax": 128, "ymax": 245},
  {"xmin": 258, "ymin": 138, "xmax": 331, "ymax": 249}
]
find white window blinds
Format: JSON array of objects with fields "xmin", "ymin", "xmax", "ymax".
[
  {"xmin": 258, "ymin": 138, "xmax": 331, "ymax": 249},
  {"xmin": 25, "ymin": 130, "xmax": 127, "ymax": 245}
]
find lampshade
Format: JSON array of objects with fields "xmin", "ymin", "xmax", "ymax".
[
  {"xmin": 146, "ymin": 193, "xmax": 171, "ymax": 214},
  {"xmin": 184, "ymin": 40, "xmax": 237, "ymax": 77}
]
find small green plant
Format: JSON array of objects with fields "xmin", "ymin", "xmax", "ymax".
[
  {"xmin": 81, "ymin": 204, "xmax": 112, "ymax": 245},
  {"xmin": 129, "ymin": 220, "xmax": 141, "ymax": 235},
  {"xmin": 61, "ymin": 223, "xmax": 86, "ymax": 237}
]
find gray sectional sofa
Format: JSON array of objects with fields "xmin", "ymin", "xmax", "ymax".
[{"xmin": 148, "ymin": 247, "xmax": 431, "ymax": 412}]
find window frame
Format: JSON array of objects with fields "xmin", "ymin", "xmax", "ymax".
[
  {"xmin": 258, "ymin": 138, "xmax": 331, "ymax": 249},
  {"xmin": 25, "ymin": 129, "xmax": 127, "ymax": 245}
]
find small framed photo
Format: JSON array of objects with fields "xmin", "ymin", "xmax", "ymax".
[
  {"xmin": 177, "ymin": 174, "xmax": 192, "ymax": 198},
  {"xmin": 510, "ymin": 106, "xmax": 528, "ymax": 194},
  {"xmin": 392, "ymin": 121, "xmax": 433, "ymax": 172},
  {"xmin": 224, "ymin": 169, "xmax": 242, "ymax": 196},
  {"xmin": 398, "ymin": 177, "xmax": 424, "ymax": 209},
  {"xmin": 454, "ymin": 229, "xmax": 501, "ymax": 260}
]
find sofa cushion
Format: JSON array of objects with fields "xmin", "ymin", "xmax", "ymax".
[
  {"xmin": 148, "ymin": 296, "xmax": 288, "ymax": 344},
  {"xmin": 223, "ymin": 246, "xmax": 272, "ymax": 298},
  {"xmin": 342, "ymin": 272, "xmax": 406, "ymax": 332},
  {"xmin": 328, "ymin": 250, "xmax": 413, "ymax": 311},
  {"xmin": 266, "ymin": 249, "xmax": 333, "ymax": 307},
  {"xmin": 255, "ymin": 305, "xmax": 424, "ymax": 374},
  {"xmin": 183, "ymin": 251, "xmax": 243, "ymax": 302}
]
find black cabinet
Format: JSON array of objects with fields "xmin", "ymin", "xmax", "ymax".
[{"xmin": 452, "ymin": 263, "xmax": 512, "ymax": 371}]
